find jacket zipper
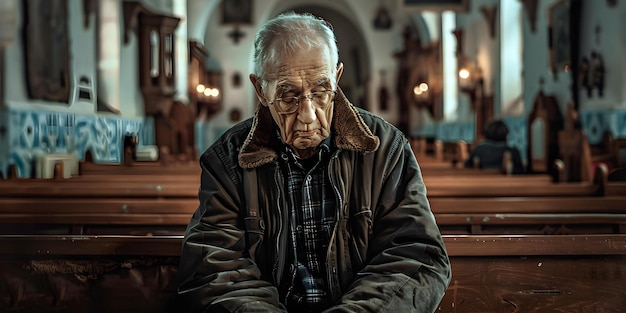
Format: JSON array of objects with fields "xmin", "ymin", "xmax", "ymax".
[
  {"xmin": 272, "ymin": 166, "xmax": 287, "ymax": 285},
  {"xmin": 326, "ymin": 152, "xmax": 343, "ymax": 301}
]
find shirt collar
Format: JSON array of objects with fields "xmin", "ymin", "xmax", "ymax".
[
  {"xmin": 238, "ymin": 87, "xmax": 380, "ymax": 169},
  {"xmin": 277, "ymin": 131, "xmax": 334, "ymax": 164}
]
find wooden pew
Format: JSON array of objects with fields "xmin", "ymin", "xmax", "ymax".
[
  {"xmin": 2, "ymin": 187, "xmax": 624, "ymax": 237},
  {"xmin": 0, "ymin": 171, "xmax": 606, "ymax": 199},
  {"xmin": 78, "ymin": 161, "xmax": 200, "ymax": 176},
  {"xmin": 1, "ymin": 148, "xmax": 621, "ymax": 306},
  {"xmin": 0, "ymin": 179, "xmax": 198, "ymax": 198},
  {"xmin": 556, "ymin": 103, "xmax": 625, "ymax": 183},
  {"xmin": 0, "ymin": 235, "xmax": 182, "ymax": 313},
  {"xmin": 442, "ymin": 234, "xmax": 626, "ymax": 312},
  {"xmin": 1, "ymin": 160, "xmax": 624, "ymax": 312},
  {"xmin": 421, "ymin": 162, "xmax": 608, "ymax": 197},
  {"xmin": 423, "ymin": 173, "xmax": 552, "ymax": 185},
  {"xmin": 0, "ymin": 150, "xmax": 626, "ymax": 312},
  {"xmin": 2, "ymin": 196, "xmax": 624, "ymax": 236},
  {"xmin": 0, "ymin": 234, "xmax": 624, "ymax": 313},
  {"xmin": 586, "ymin": 162, "xmax": 626, "ymax": 196},
  {"xmin": 606, "ymin": 180, "xmax": 626, "ymax": 196},
  {"xmin": 420, "ymin": 165, "xmax": 505, "ymax": 176},
  {"xmin": 434, "ymin": 139, "xmax": 469, "ymax": 167},
  {"xmin": 430, "ymin": 196, "xmax": 626, "ymax": 235},
  {"xmin": 426, "ymin": 179, "xmax": 605, "ymax": 197},
  {"xmin": 410, "ymin": 137, "xmax": 435, "ymax": 160},
  {"xmin": 419, "ymin": 161, "xmax": 625, "ymax": 233},
  {"xmin": 0, "ymin": 163, "xmax": 200, "ymax": 235},
  {"xmin": 0, "ymin": 197, "xmax": 196, "ymax": 235}
]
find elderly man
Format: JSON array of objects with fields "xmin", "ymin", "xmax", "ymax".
[{"xmin": 177, "ymin": 12, "xmax": 450, "ymax": 313}]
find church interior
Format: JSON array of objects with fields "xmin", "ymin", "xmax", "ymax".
[{"xmin": 0, "ymin": 0, "xmax": 625, "ymax": 312}]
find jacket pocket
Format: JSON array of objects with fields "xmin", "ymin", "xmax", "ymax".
[{"xmin": 244, "ymin": 216, "xmax": 265, "ymax": 260}]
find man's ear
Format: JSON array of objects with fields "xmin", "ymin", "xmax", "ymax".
[
  {"xmin": 335, "ymin": 62, "xmax": 344, "ymax": 84},
  {"xmin": 249, "ymin": 74, "xmax": 268, "ymax": 106}
]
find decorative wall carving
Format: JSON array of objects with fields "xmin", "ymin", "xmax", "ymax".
[{"xmin": 0, "ymin": 108, "xmax": 147, "ymax": 178}]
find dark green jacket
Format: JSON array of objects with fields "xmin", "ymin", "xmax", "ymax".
[{"xmin": 177, "ymin": 89, "xmax": 451, "ymax": 312}]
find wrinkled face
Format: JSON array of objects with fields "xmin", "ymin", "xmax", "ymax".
[{"xmin": 251, "ymin": 46, "xmax": 343, "ymax": 159}]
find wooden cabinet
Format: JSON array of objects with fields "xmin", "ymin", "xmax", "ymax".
[
  {"xmin": 124, "ymin": 1, "xmax": 180, "ymax": 116},
  {"xmin": 124, "ymin": 2, "xmax": 196, "ymax": 162},
  {"xmin": 527, "ymin": 91, "xmax": 563, "ymax": 178},
  {"xmin": 188, "ymin": 41, "xmax": 221, "ymax": 119}
]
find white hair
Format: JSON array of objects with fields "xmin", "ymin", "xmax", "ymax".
[{"xmin": 252, "ymin": 12, "xmax": 339, "ymax": 87}]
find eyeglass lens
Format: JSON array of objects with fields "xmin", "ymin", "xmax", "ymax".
[{"xmin": 275, "ymin": 91, "xmax": 333, "ymax": 114}]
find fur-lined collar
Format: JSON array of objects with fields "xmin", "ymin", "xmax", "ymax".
[{"xmin": 238, "ymin": 88, "xmax": 380, "ymax": 168}]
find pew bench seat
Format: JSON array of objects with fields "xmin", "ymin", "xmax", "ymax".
[
  {"xmin": 0, "ymin": 176, "xmax": 607, "ymax": 198},
  {"xmin": 2, "ymin": 195, "xmax": 625, "ymax": 236},
  {"xmin": 0, "ymin": 234, "xmax": 624, "ymax": 313}
]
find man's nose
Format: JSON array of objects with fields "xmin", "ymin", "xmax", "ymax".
[{"xmin": 297, "ymin": 97, "xmax": 317, "ymax": 123}]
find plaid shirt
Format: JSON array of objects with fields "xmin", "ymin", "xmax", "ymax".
[{"xmin": 278, "ymin": 137, "xmax": 336, "ymax": 312}]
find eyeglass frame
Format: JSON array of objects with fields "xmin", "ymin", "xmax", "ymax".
[{"xmin": 267, "ymin": 90, "xmax": 337, "ymax": 115}]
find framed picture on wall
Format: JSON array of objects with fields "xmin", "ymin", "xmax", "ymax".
[
  {"xmin": 24, "ymin": 0, "xmax": 71, "ymax": 103},
  {"xmin": 397, "ymin": 0, "xmax": 468, "ymax": 12},
  {"xmin": 222, "ymin": 0, "xmax": 252, "ymax": 25},
  {"xmin": 548, "ymin": 0, "xmax": 570, "ymax": 73}
]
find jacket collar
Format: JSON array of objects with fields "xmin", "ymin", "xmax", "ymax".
[{"xmin": 238, "ymin": 88, "xmax": 380, "ymax": 169}]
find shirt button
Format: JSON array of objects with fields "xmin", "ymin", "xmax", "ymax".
[
  {"xmin": 296, "ymin": 225, "xmax": 303, "ymax": 232},
  {"xmin": 306, "ymin": 176, "xmax": 312, "ymax": 182}
]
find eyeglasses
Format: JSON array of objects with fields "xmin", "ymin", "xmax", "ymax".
[{"xmin": 268, "ymin": 90, "xmax": 336, "ymax": 115}]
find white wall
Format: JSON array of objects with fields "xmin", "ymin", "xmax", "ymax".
[
  {"xmin": 455, "ymin": 0, "xmax": 499, "ymax": 121},
  {"xmin": 5, "ymin": 0, "xmax": 98, "ymax": 115},
  {"xmin": 3, "ymin": 0, "xmax": 180, "ymax": 118},
  {"xmin": 6, "ymin": 0, "xmax": 624, "ymax": 132}
]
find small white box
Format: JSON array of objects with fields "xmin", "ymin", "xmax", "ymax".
[
  {"xmin": 36, "ymin": 154, "xmax": 79, "ymax": 179},
  {"xmin": 135, "ymin": 145, "xmax": 159, "ymax": 161}
]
